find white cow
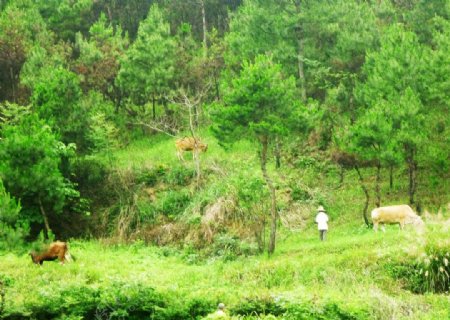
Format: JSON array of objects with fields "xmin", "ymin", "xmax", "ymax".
[{"xmin": 371, "ymin": 204, "xmax": 424, "ymax": 232}]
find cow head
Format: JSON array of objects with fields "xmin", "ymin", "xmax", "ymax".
[{"xmin": 29, "ymin": 252, "xmax": 38, "ymax": 264}]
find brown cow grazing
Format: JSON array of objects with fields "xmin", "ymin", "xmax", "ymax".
[
  {"xmin": 30, "ymin": 241, "xmax": 73, "ymax": 265},
  {"xmin": 175, "ymin": 137, "xmax": 208, "ymax": 161}
]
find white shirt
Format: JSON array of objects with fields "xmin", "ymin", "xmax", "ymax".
[{"xmin": 315, "ymin": 212, "xmax": 329, "ymax": 230}]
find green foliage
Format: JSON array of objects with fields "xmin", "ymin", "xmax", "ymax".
[
  {"xmin": 290, "ymin": 186, "xmax": 312, "ymax": 202},
  {"xmin": 137, "ymin": 165, "xmax": 168, "ymax": 187},
  {"xmin": 231, "ymin": 296, "xmax": 285, "ymax": 316},
  {"xmin": 0, "ymin": 102, "xmax": 30, "ymax": 129},
  {"xmin": 0, "ymin": 2, "xmax": 38, "ymax": 101},
  {"xmin": 159, "ymin": 190, "xmax": 190, "ymax": 218},
  {"xmin": 212, "ymin": 54, "xmax": 301, "ymax": 144},
  {"xmin": 5, "ymin": 280, "xmax": 215, "ymax": 319},
  {"xmin": 75, "ymin": 13, "xmax": 128, "ymax": 98},
  {"xmin": 284, "ymin": 302, "xmax": 369, "ymax": 320},
  {"xmin": 225, "ymin": 0, "xmax": 295, "ymax": 76},
  {"xmin": 0, "ymin": 178, "xmax": 29, "ymax": 250},
  {"xmin": 358, "ymin": 24, "xmax": 428, "ymax": 105},
  {"xmin": 72, "ymin": 155, "xmax": 110, "ymax": 209},
  {"xmin": 31, "ymin": 67, "xmax": 89, "ymax": 150},
  {"xmin": 391, "ymin": 237, "xmax": 450, "ymax": 294},
  {"xmin": 209, "ymin": 234, "xmax": 258, "ymax": 261},
  {"xmin": 406, "ymin": 0, "xmax": 450, "ymax": 45},
  {"xmin": 81, "ymin": 91, "xmax": 120, "ymax": 153},
  {"xmin": 163, "ymin": 165, "xmax": 195, "ymax": 186},
  {"xmin": 302, "ymin": 0, "xmax": 379, "ymax": 94},
  {"xmin": 231, "ymin": 296, "xmax": 369, "ymax": 319},
  {"xmin": 36, "ymin": 0, "xmax": 94, "ymax": 42},
  {"xmin": 235, "ymin": 175, "xmax": 266, "ymax": 208},
  {"xmin": 117, "ymin": 4, "xmax": 175, "ymax": 104},
  {"xmin": 0, "ymin": 114, "xmax": 79, "ymax": 230}
]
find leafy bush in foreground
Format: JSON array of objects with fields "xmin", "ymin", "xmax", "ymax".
[
  {"xmin": 2, "ymin": 280, "xmax": 216, "ymax": 320},
  {"xmin": 0, "ymin": 179, "xmax": 29, "ymax": 250},
  {"xmin": 231, "ymin": 296, "xmax": 369, "ymax": 319},
  {"xmin": 389, "ymin": 236, "xmax": 450, "ymax": 294}
]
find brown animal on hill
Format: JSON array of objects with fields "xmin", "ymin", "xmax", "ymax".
[
  {"xmin": 371, "ymin": 204, "xmax": 425, "ymax": 232},
  {"xmin": 30, "ymin": 241, "xmax": 73, "ymax": 265},
  {"xmin": 175, "ymin": 137, "xmax": 208, "ymax": 161}
]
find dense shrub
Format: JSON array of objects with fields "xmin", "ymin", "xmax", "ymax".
[
  {"xmin": 284, "ymin": 302, "xmax": 369, "ymax": 320},
  {"xmin": 209, "ymin": 234, "xmax": 259, "ymax": 261},
  {"xmin": 2, "ymin": 282, "xmax": 216, "ymax": 320},
  {"xmin": 290, "ymin": 185, "xmax": 313, "ymax": 201},
  {"xmin": 231, "ymin": 297, "xmax": 368, "ymax": 319},
  {"xmin": 159, "ymin": 191, "xmax": 191, "ymax": 218},
  {"xmin": 73, "ymin": 156, "xmax": 110, "ymax": 199},
  {"xmin": 0, "ymin": 179, "xmax": 29, "ymax": 250},
  {"xmin": 164, "ymin": 166, "xmax": 195, "ymax": 186},
  {"xmin": 231, "ymin": 296, "xmax": 286, "ymax": 316},
  {"xmin": 137, "ymin": 165, "xmax": 167, "ymax": 187},
  {"xmin": 390, "ymin": 240, "xmax": 450, "ymax": 294}
]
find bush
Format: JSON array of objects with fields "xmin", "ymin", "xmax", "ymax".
[
  {"xmin": 284, "ymin": 302, "xmax": 369, "ymax": 320},
  {"xmin": 207, "ymin": 234, "xmax": 259, "ymax": 261},
  {"xmin": 137, "ymin": 165, "xmax": 167, "ymax": 187},
  {"xmin": 159, "ymin": 191, "xmax": 191, "ymax": 218},
  {"xmin": 389, "ymin": 238, "xmax": 450, "ymax": 294},
  {"xmin": 73, "ymin": 156, "xmax": 109, "ymax": 199},
  {"xmin": 231, "ymin": 296, "xmax": 285, "ymax": 316},
  {"xmin": 290, "ymin": 186, "xmax": 312, "ymax": 201},
  {"xmin": 0, "ymin": 179, "xmax": 29, "ymax": 250},
  {"xmin": 231, "ymin": 297, "xmax": 368, "ymax": 320},
  {"xmin": 3, "ymin": 281, "xmax": 216, "ymax": 320},
  {"xmin": 164, "ymin": 166, "xmax": 195, "ymax": 186}
]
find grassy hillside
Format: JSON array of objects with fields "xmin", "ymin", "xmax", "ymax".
[
  {"xmin": 1, "ymin": 132, "xmax": 449, "ymax": 319},
  {"xmin": 0, "ymin": 225, "xmax": 449, "ymax": 319}
]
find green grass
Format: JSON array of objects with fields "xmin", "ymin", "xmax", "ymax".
[{"xmin": 1, "ymin": 226, "xmax": 449, "ymax": 319}]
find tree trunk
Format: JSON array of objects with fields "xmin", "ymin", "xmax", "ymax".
[
  {"xmin": 375, "ymin": 161, "xmax": 381, "ymax": 208},
  {"xmin": 260, "ymin": 136, "xmax": 277, "ymax": 255},
  {"xmin": 114, "ymin": 89, "xmax": 122, "ymax": 114},
  {"xmin": 106, "ymin": 4, "xmax": 113, "ymax": 21},
  {"xmin": 0, "ymin": 279, "xmax": 5, "ymax": 316},
  {"xmin": 354, "ymin": 165, "xmax": 370, "ymax": 227},
  {"xmin": 294, "ymin": 0, "xmax": 306, "ymax": 102},
  {"xmin": 193, "ymin": 104, "xmax": 199, "ymax": 128},
  {"xmin": 38, "ymin": 197, "xmax": 51, "ymax": 239},
  {"xmin": 406, "ymin": 146, "xmax": 417, "ymax": 206},
  {"xmin": 389, "ymin": 164, "xmax": 394, "ymax": 191},
  {"xmin": 337, "ymin": 166, "xmax": 344, "ymax": 189},
  {"xmin": 187, "ymin": 99, "xmax": 201, "ymax": 187},
  {"xmin": 10, "ymin": 67, "xmax": 16, "ymax": 103},
  {"xmin": 275, "ymin": 137, "xmax": 282, "ymax": 169},
  {"xmin": 200, "ymin": 0, "xmax": 207, "ymax": 58},
  {"xmin": 213, "ymin": 73, "xmax": 220, "ymax": 101},
  {"xmin": 152, "ymin": 95, "xmax": 156, "ymax": 120},
  {"xmin": 254, "ymin": 216, "xmax": 265, "ymax": 253}
]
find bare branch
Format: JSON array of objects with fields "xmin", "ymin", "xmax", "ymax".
[{"xmin": 131, "ymin": 121, "xmax": 178, "ymax": 137}]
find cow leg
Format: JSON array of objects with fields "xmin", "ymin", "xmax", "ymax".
[
  {"xmin": 399, "ymin": 222, "xmax": 404, "ymax": 230},
  {"xmin": 373, "ymin": 222, "xmax": 378, "ymax": 232},
  {"xmin": 177, "ymin": 151, "xmax": 184, "ymax": 162},
  {"xmin": 58, "ymin": 251, "xmax": 66, "ymax": 265},
  {"xmin": 381, "ymin": 224, "xmax": 386, "ymax": 233}
]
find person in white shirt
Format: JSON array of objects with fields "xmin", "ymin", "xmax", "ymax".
[{"xmin": 315, "ymin": 205, "xmax": 329, "ymax": 241}]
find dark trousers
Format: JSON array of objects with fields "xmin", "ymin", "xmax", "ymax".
[{"xmin": 319, "ymin": 230, "xmax": 327, "ymax": 241}]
